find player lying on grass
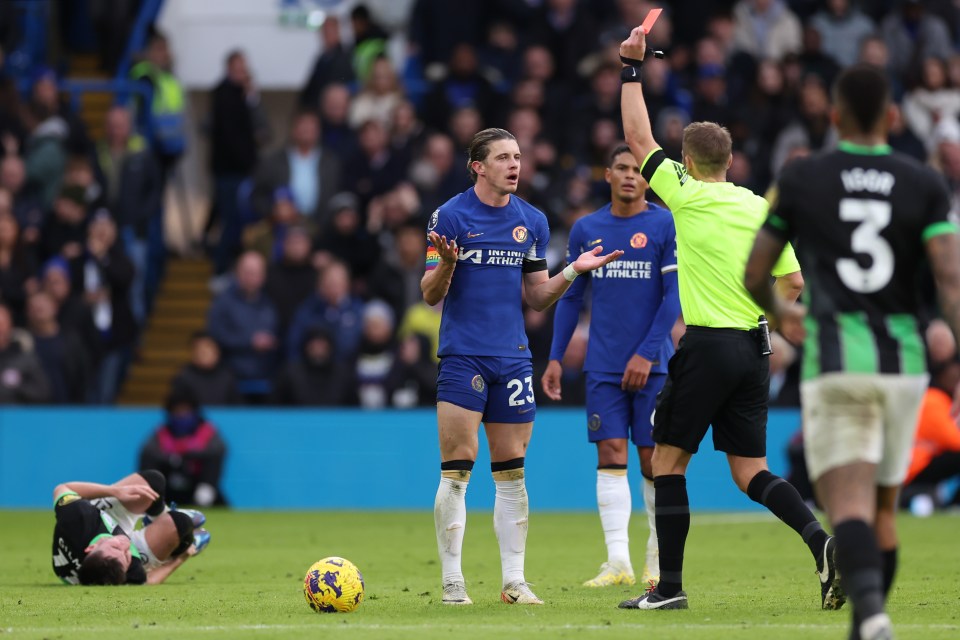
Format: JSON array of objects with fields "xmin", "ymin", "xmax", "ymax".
[{"xmin": 52, "ymin": 470, "xmax": 210, "ymax": 585}]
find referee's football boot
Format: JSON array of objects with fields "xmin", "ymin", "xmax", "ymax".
[
  {"xmin": 500, "ymin": 581, "xmax": 544, "ymax": 605},
  {"xmin": 619, "ymin": 582, "xmax": 688, "ymax": 610},
  {"xmin": 817, "ymin": 536, "xmax": 846, "ymax": 610},
  {"xmin": 583, "ymin": 561, "xmax": 636, "ymax": 587},
  {"xmin": 441, "ymin": 581, "xmax": 473, "ymax": 605}
]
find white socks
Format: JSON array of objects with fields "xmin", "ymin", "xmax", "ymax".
[
  {"xmin": 434, "ymin": 475, "xmax": 469, "ymax": 585},
  {"xmin": 597, "ymin": 469, "xmax": 632, "ymax": 568},
  {"xmin": 643, "ymin": 476, "xmax": 660, "ymax": 577},
  {"xmin": 493, "ymin": 472, "xmax": 528, "ymax": 587}
]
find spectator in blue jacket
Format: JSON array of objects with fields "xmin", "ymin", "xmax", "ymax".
[
  {"xmin": 286, "ymin": 259, "xmax": 363, "ymax": 363},
  {"xmin": 206, "ymin": 251, "xmax": 279, "ymax": 386}
]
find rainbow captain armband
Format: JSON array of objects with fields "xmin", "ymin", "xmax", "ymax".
[{"xmin": 425, "ymin": 246, "xmax": 441, "ymax": 271}]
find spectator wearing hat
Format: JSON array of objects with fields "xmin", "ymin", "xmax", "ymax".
[
  {"xmin": 251, "ymin": 109, "xmax": 341, "ymax": 230},
  {"xmin": 313, "ymin": 192, "xmax": 380, "ymax": 281},
  {"xmin": 67, "ymin": 211, "xmax": 137, "ymax": 404},
  {"xmin": 210, "ymin": 50, "xmax": 262, "ymax": 276},
  {"xmin": 286, "ymin": 260, "xmax": 363, "ymax": 363},
  {"xmin": 271, "ymin": 327, "xmax": 356, "ymax": 406},
  {"xmin": 139, "ymin": 386, "xmax": 228, "ymax": 507},
  {"xmin": 0, "ymin": 302, "xmax": 50, "ymax": 404},
  {"xmin": 264, "ymin": 225, "xmax": 318, "ymax": 343},
  {"xmin": 170, "ymin": 331, "xmax": 240, "ymax": 406},
  {"xmin": 93, "ymin": 105, "xmax": 162, "ymax": 324},
  {"xmin": 26, "ymin": 289, "xmax": 88, "ymax": 404},
  {"xmin": 39, "ymin": 184, "xmax": 87, "ymax": 263},
  {"xmin": 349, "ymin": 299, "xmax": 438, "ymax": 409},
  {"xmin": 206, "ymin": 251, "xmax": 279, "ymax": 393}
]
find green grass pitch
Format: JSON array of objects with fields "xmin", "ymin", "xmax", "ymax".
[{"xmin": 1, "ymin": 510, "xmax": 959, "ymax": 639}]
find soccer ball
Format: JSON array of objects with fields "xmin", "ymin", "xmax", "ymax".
[{"xmin": 303, "ymin": 557, "xmax": 365, "ymax": 613}]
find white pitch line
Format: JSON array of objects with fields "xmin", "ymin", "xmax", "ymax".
[{"xmin": 6, "ymin": 622, "xmax": 959, "ymax": 633}]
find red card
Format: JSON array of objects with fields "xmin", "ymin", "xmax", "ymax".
[{"xmin": 641, "ymin": 8, "xmax": 662, "ymax": 34}]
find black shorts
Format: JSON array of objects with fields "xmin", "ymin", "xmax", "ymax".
[{"xmin": 653, "ymin": 326, "xmax": 769, "ymax": 457}]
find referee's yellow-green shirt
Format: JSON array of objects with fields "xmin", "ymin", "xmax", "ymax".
[{"xmin": 641, "ymin": 148, "xmax": 800, "ymax": 331}]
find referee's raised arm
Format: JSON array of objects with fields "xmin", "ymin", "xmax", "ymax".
[{"xmin": 620, "ymin": 27, "xmax": 658, "ymax": 167}]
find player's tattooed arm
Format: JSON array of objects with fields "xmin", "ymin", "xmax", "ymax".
[{"xmin": 422, "ymin": 231, "xmax": 458, "ymax": 306}]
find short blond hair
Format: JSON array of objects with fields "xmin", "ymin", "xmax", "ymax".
[{"xmin": 682, "ymin": 122, "xmax": 732, "ymax": 176}]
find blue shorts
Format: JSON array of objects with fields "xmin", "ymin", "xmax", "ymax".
[
  {"xmin": 585, "ymin": 372, "xmax": 666, "ymax": 447},
  {"xmin": 437, "ymin": 355, "xmax": 536, "ymax": 424}
]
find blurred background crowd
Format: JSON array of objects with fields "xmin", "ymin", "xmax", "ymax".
[{"xmin": 2, "ymin": 0, "xmax": 960, "ymax": 413}]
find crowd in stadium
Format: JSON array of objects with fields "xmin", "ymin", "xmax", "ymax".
[{"xmin": 1, "ymin": 0, "xmax": 960, "ymax": 408}]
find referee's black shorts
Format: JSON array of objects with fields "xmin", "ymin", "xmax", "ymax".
[{"xmin": 653, "ymin": 326, "xmax": 769, "ymax": 457}]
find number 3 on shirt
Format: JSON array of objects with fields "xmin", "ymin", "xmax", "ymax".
[
  {"xmin": 507, "ymin": 376, "xmax": 535, "ymax": 406},
  {"xmin": 836, "ymin": 198, "xmax": 894, "ymax": 294}
]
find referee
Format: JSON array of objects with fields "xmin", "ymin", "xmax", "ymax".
[{"xmin": 616, "ymin": 26, "xmax": 836, "ymax": 611}]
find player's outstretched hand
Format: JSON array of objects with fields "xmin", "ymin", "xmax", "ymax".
[
  {"xmin": 113, "ymin": 483, "xmax": 159, "ymax": 504},
  {"xmin": 622, "ymin": 354, "xmax": 652, "ymax": 392},
  {"xmin": 428, "ymin": 231, "xmax": 458, "ymax": 264},
  {"xmin": 572, "ymin": 246, "xmax": 624, "ymax": 275},
  {"xmin": 541, "ymin": 359, "xmax": 563, "ymax": 401},
  {"xmin": 620, "ymin": 25, "xmax": 647, "ymax": 62}
]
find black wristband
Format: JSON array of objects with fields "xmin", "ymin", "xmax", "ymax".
[
  {"xmin": 621, "ymin": 65, "xmax": 642, "ymax": 83},
  {"xmin": 620, "ymin": 54, "xmax": 644, "ymax": 66}
]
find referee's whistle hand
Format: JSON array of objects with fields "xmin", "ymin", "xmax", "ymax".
[
  {"xmin": 541, "ymin": 360, "xmax": 563, "ymax": 401},
  {"xmin": 775, "ymin": 303, "xmax": 807, "ymax": 345}
]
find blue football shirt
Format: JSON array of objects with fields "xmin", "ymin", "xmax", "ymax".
[
  {"xmin": 550, "ymin": 202, "xmax": 678, "ymax": 374},
  {"xmin": 426, "ymin": 187, "xmax": 550, "ymax": 358}
]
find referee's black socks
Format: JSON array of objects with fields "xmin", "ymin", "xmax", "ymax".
[
  {"xmin": 746, "ymin": 470, "xmax": 827, "ymax": 562},
  {"xmin": 654, "ymin": 474, "xmax": 689, "ymax": 597}
]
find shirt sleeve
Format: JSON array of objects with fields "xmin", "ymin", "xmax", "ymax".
[
  {"xmin": 641, "ymin": 149, "xmax": 695, "ymax": 211},
  {"xmin": 763, "ymin": 162, "xmax": 801, "ymax": 243},
  {"xmin": 921, "ymin": 171, "xmax": 959, "ymax": 242},
  {"xmin": 425, "ymin": 205, "xmax": 459, "ymax": 271},
  {"xmin": 771, "ymin": 242, "xmax": 801, "ymax": 277},
  {"xmin": 660, "ymin": 217, "xmax": 678, "ymax": 274},
  {"xmin": 522, "ymin": 211, "xmax": 549, "ymax": 273}
]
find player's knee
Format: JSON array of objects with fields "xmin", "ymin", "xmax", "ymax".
[
  {"xmin": 491, "ymin": 457, "xmax": 524, "ymax": 481},
  {"xmin": 596, "ymin": 440, "xmax": 628, "ymax": 467}
]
